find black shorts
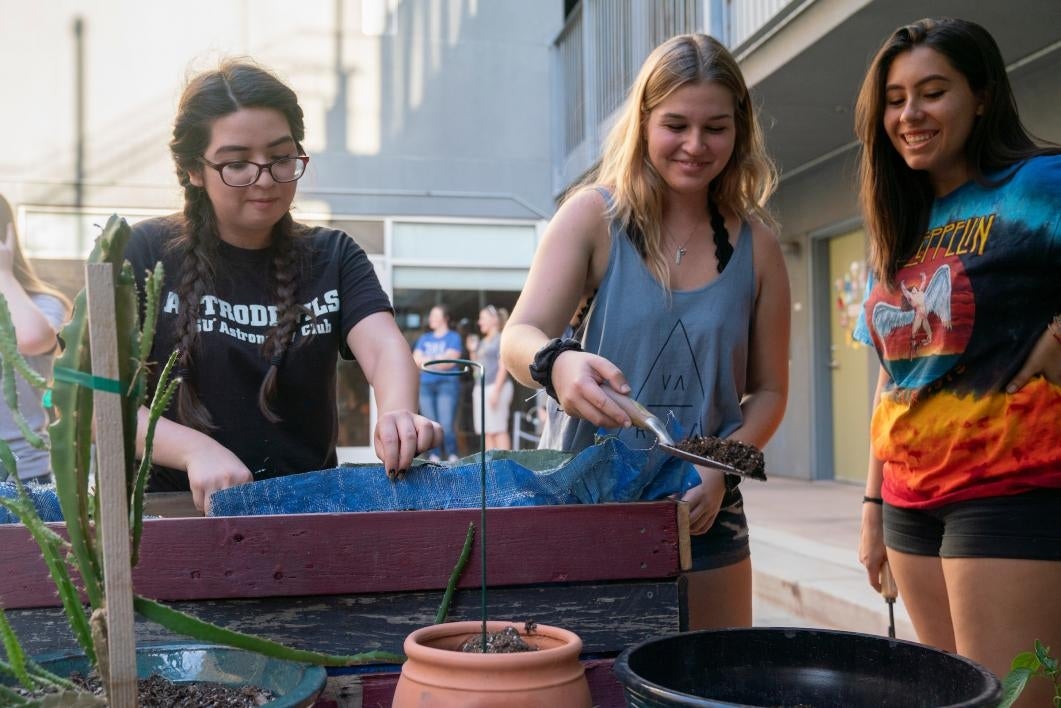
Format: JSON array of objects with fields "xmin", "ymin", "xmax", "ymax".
[
  {"xmin": 884, "ymin": 488, "xmax": 1061, "ymax": 560},
  {"xmin": 689, "ymin": 487, "xmax": 750, "ymax": 571}
]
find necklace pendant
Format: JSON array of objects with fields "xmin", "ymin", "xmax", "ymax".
[{"xmin": 675, "ymin": 247, "xmax": 687, "ymax": 266}]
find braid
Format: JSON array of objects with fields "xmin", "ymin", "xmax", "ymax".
[
  {"xmin": 708, "ymin": 196, "xmax": 733, "ymax": 273},
  {"xmin": 170, "ymin": 186, "xmax": 218, "ymax": 431},
  {"xmin": 257, "ymin": 214, "xmax": 310, "ymax": 422}
]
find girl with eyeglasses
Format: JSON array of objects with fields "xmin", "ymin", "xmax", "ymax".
[{"xmin": 125, "ymin": 60, "xmax": 441, "ymax": 513}]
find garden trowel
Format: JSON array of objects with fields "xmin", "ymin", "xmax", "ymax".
[{"xmin": 600, "ymin": 386, "xmax": 764, "ymax": 480}]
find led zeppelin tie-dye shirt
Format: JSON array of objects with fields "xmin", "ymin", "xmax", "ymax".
[{"xmin": 854, "ymin": 155, "xmax": 1061, "ymax": 509}]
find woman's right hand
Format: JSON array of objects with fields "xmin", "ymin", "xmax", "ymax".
[
  {"xmin": 858, "ymin": 501, "xmax": 887, "ymax": 593},
  {"xmin": 184, "ymin": 442, "xmax": 254, "ymax": 514},
  {"xmin": 549, "ymin": 349, "xmax": 632, "ymax": 429}
]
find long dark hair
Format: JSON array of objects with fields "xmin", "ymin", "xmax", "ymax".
[
  {"xmin": 855, "ymin": 17, "xmax": 1058, "ymax": 286},
  {"xmin": 168, "ymin": 59, "xmax": 309, "ymax": 430}
]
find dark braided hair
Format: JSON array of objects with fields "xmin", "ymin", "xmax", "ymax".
[
  {"xmin": 707, "ymin": 195, "xmax": 732, "ymax": 273},
  {"xmin": 167, "ymin": 60, "xmax": 308, "ymax": 430}
]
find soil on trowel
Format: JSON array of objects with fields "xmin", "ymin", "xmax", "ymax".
[
  {"xmin": 19, "ymin": 670, "xmax": 274, "ymax": 707},
  {"xmin": 673, "ymin": 435, "xmax": 766, "ymax": 480},
  {"xmin": 458, "ymin": 621, "xmax": 539, "ymax": 653}
]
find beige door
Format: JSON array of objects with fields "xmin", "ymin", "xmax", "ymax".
[{"xmin": 828, "ymin": 231, "xmax": 872, "ymax": 483}]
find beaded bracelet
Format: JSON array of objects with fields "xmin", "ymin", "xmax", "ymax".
[{"xmin": 862, "ymin": 496, "xmax": 884, "ymax": 505}]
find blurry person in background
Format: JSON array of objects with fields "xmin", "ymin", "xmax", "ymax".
[
  {"xmin": 412, "ymin": 304, "xmax": 462, "ymax": 461},
  {"xmin": 472, "ymin": 305, "xmax": 513, "ymax": 450},
  {"xmin": 0, "ymin": 194, "xmax": 72, "ymax": 485}
]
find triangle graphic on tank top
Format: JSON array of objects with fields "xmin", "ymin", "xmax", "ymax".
[{"xmin": 632, "ymin": 319, "xmax": 706, "ymax": 438}]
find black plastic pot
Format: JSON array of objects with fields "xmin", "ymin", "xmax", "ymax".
[{"xmin": 613, "ymin": 628, "xmax": 1001, "ymax": 707}]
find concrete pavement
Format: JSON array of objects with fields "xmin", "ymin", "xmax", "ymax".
[{"xmin": 742, "ymin": 477, "xmax": 916, "ymax": 639}]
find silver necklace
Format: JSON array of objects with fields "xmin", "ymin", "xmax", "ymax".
[{"xmin": 664, "ymin": 223, "xmax": 698, "ymax": 266}]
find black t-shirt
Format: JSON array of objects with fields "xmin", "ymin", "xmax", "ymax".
[{"xmin": 125, "ymin": 215, "xmax": 393, "ymax": 491}]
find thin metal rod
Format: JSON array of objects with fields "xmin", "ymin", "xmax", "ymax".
[{"xmin": 423, "ymin": 358, "xmax": 487, "ymax": 648}]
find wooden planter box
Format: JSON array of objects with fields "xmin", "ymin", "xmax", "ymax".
[{"xmin": 0, "ymin": 500, "xmax": 691, "ymax": 707}]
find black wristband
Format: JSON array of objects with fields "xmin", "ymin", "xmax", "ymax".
[
  {"xmin": 862, "ymin": 495, "xmax": 883, "ymax": 505},
  {"xmin": 529, "ymin": 338, "xmax": 583, "ymax": 403}
]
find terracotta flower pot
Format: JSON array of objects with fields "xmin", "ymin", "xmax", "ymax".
[{"xmin": 392, "ymin": 620, "xmax": 592, "ymax": 707}]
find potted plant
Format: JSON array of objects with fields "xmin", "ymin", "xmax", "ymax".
[
  {"xmin": 390, "ymin": 359, "xmax": 592, "ymax": 707},
  {"xmin": 0, "ymin": 215, "xmax": 400, "ymax": 706}
]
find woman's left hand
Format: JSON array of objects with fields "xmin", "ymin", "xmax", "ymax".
[
  {"xmin": 374, "ymin": 410, "xmax": 443, "ymax": 478},
  {"xmin": 681, "ymin": 467, "xmax": 727, "ymax": 535},
  {"xmin": 1007, "ymin": 323, "xmax": 1061, "ymax": 392},
  {"xmin": 487, "ymin": 387, "xmax": 500, "ymax": 409}
]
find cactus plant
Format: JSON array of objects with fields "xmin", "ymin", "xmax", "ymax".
[{"xmin": 0, "ymin": 215, "xmax": 400, "ymax": 704}]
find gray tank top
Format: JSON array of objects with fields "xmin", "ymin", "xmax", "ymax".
[
  {"xmin": 541, "ymin": 196, "xmax": 755, "ymax": 453},
  {"xmin": 476, "ymin": 334, "xmax": 501, "ymax": 383}
]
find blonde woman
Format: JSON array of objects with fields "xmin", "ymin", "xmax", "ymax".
[
  {"xmin": 501, "ymin": 34, "xmax": 790, "ymax": 629},
  {"xmin": 0, "ymin": 195, "xmax": 72, "ymax": 484},
  {"xmin": 472, "ymin": 305, "xmax": 513, "ymax": 450}
]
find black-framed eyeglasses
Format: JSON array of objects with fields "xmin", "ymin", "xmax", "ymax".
[{"xmin": 199, "ymin": 155, "xmax": 310, "ymax": 187}]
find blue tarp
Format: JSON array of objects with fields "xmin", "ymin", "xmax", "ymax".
[
  {"xmin": 208, "ymin": 436, "xmax": 701, "ymax": 516},
  {"xmin": 0, "ymin": 437, "xmax": 703, "ymax": 522}
]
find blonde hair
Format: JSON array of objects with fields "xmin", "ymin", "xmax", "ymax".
[
  {"xmin": 482, "ymin": 305, "xmax": 509, "ymax": 334},
  {"xmin": 576, "ymin": 33, "xmax": 777, "ymax": 288},
  {"xmin": 0, "ymin": 195, "xmax": 72, "ymax": 315}
]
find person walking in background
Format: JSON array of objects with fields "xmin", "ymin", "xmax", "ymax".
[
  {"xmin": 412, "ymin": 304, "xmax": 462, "ymax": 461},
  {"xmin": 124, "ymin": 61, "xmax": 441, "ymax": 513},
  {"xmin": 0, "ymin": 195, "xmax": 72, "ymax": 485},
  {"xmin": 472, "ymin": 305, "xmax": 513, "ymax": 450},
  {"xmin": 853, "ymin": 18, "xmax": 1060, "ymax": 704},
  {"xmin": 501, "ymin": 34, "xmax": 790, "ymax": 630}
]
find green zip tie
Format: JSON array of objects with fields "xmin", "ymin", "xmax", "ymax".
[{"xmin": 51, "ymin": 367, "xmax": 123, "ymax": 394}]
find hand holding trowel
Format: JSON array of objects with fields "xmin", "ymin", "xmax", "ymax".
[
  {"xmin": 600, "ymin": 386, "xmax": 766, "ymax": 481},
  {"xmin": 879, "ymin": 558, "xmax": 898, "ymax": 638}
]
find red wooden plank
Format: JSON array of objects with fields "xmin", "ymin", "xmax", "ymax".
[{"xmin": 0, "ymin": 503, "xmax": 681, "ymax": 608}]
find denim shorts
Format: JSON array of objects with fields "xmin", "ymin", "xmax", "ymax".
[
  {"xmin": 884, "ymin": 488, "xmax": 1061, "ymax": 560},
  {"xmin": 689, "ymin": 487, "xmax": 751, "ymax": 571}
]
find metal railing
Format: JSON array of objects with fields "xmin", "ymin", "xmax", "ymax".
[
  {"xmin": 556, "ymin": 10, "xmax": 585, "ymax": 157},
  {"xmin": 552, "ymin": 0, "xmax": 702, "ymax": 193},
  {"xmin": 725, "ymin": 0, "xmax": 791, "ymax": 49}
]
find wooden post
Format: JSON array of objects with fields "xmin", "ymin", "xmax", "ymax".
[
  {"xmin": 675, "ymin": 500, "xmax": 692, "ymax": 572},
  {"xmin": 86, "ymin": 263, "xmax": 137, "ymax": 707}
]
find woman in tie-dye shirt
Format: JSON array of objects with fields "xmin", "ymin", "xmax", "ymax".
[{"xmin": 853, "ymin": 18, "xmax": 1059, "ymax": 704}]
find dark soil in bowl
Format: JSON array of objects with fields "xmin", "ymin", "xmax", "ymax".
[
  {"xmin": 674, "ymin": 435, "xmax": 765, "ymax": 479},
  {"xmin": 19, "ymin": 671, "xmax": 274, "ymax": 707}
]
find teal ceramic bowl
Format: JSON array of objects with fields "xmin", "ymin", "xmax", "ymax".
[{"xmin": 22, "ymin": 644, "xmax": 327, "ymax": 707}]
